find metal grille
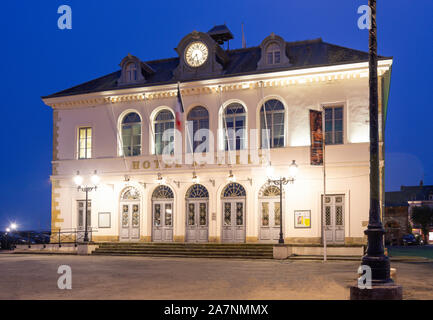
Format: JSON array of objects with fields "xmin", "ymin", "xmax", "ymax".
[
  {"xmin": 336, "ymin": 206, "xmax": 343, "ymax": 226},
  {"xmin": 121, "ymin": 187, "xmax": 140, "ymax": 200},
  {"xmin": 325, "ymin": 206, "xmax": 331, "ymax": 226},
  {"xmin": 222, "ymin": 183, "xmax": 246, "ymax": 198},
  {"xmin": 186, "ymin": 184, "xmax": 209, "ymax": 198},
  {"xmin": 152, "ymin": 185, "xmax": 174, "ymax": 199}
]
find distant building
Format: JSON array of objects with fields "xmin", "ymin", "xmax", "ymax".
[{"xmin": 385, "ymin": 181, "xmax": 433, "ymax": 244}]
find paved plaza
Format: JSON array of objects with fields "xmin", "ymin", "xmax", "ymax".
[{"xmin": 0, "ymin": 253, "xmax": 432, "ymax": 300}]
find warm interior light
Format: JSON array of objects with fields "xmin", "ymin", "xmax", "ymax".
[
  {"xmin": 74, "ymin": 171, "xmax": 83, "ymax": 186},
  {"xmin": 289, "ymin": 160, "xmax": 298, "ymax": 178}
]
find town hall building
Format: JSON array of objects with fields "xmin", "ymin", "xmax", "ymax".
[{"xmin": 42, "ymin": 25, "xmax": 393, "ymax": 247}]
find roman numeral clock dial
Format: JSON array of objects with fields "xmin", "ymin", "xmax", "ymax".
[{"xmin": 185, "ymin": 41, "xmax": 208, "ymax": 67}]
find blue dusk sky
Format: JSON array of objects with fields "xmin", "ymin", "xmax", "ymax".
[{"xmin": 0, "ymin": 0, "xmax": 431, "ymax": 230}]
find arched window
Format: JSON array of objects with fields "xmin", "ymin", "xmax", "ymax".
[
  {"xmin": 121, "ymin": 112, "xmax": 141, "ymax": 156},
  {"xmin": 152, "ymin": 185, "xmax": 174, "ymax": 199},
  {"xmin": 186, "ymin": 184, "xmax": 209, "ymax": 199},
  {"xmin": 260, "ymin": 99, "xmax": 285, "ymax": 149},
  {"xmin": 154, "ymin": 110, "xmax": 174, "ymax": 155},
  {"xmin": 266, "ymin": 43, "xmax": 281, "ymax": 65},
  {"xmin": 125, "ymin": 63, "xmax": 138, "ymax": 82},
  {"xmin": 223, "ymin": 103, "xmax": 246, "ymax": 151},
  {"xmin": 187, "ymin": 106, "xmax": 209, "ymax": 153},
  {"xmin": 222, "ymin": 183, "xmax": 246, "ymax": 198}
]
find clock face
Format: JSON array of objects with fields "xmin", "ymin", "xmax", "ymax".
[{"xmin": 185, "ymin": 41, "xmax": 209, "ymax": 67}]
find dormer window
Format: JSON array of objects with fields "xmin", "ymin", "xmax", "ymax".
[
  {"xmin": 118, "ymin": 53, "xmax": 155, "ymax": 86},
  {"xmin": 267, "ymin": 43, "xmax": 281, "ymax": 65},
  {"xmin": 257, "ymin": 33, "xmax": 291, "ymax": 70},
  {"xmin": 126, "ymin": 63, "xmax": 138, "ymax": 82}
]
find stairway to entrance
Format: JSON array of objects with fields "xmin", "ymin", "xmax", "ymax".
[{"xmin": 92, "ymin": 243, "xmax": 274, "ymax": 259}]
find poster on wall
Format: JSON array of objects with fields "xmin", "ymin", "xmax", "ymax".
[
  {"xmin": 294, "ymin": 210, "xmax": 311, "ymax": 228},
  {"xmin": 309, "ymin": 110, "xmax": 323, "ymax": 165}
]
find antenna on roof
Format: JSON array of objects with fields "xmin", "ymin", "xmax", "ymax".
[{"xmin": 242, "ymin": 23, "xmax": 246, "ymax": 48}]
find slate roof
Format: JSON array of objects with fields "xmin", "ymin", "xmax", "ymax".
[
  {"xmin": 386, "ymin": 184, "xmax": 433, "ymax": 207},
  {"xmin": 43, "ymin": 38, "xmax": 391, "ymax": 99}
]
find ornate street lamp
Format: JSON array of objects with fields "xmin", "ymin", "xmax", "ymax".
[
  {"xmin": 267, "ymin": 160, "xmax": 298, "ymax": 244},
  {"xmin": 74, "ymin": 170, "xmax": 99, "ymax": 242}
]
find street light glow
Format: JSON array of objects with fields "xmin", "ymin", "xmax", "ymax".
[
  {"xmin": 91, "ymin": 172, "xmax": 100, "ymax": 185},
  {"xmin": 74, "ymin": 172, "xmax": 84, "ymax": 186},
  {"xmin": 10, "ymin": 223, "xmax": 17, "ymax": 230},
  {"xmin": 289, "ymin": 160, "xmax": 298, "ymax": 178},
  {"xmin": 6, "ymin": 227, "xmax": 10, "ymax": 232}
]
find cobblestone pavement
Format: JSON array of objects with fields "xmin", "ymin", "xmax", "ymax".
[{"xmin": 0, "ymin": 254, "xmax": 432, "ymax": 300}]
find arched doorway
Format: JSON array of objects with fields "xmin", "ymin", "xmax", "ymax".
[
  {"xmin": 185, "ymin": 184, "xmax": 209, "ymax": 242},
  {"xmin": 258, "ymin": 184, "xmax": 283, "ymax": 242},
  {"xmin": 221, "ymin": 183, "xmax": 246, "ymax": 243},
  {"xmin": 152, "ymin": 185, "xmax": 174, "ymax": 242},
  {"xmin": 119, "ymin": 186, "xmax": 141, "ymax": 242}
]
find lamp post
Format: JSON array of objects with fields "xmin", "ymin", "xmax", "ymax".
[
  {"xmin": 350, "ymin": 0, "xmax": 402, "ymax": 299},
  {"xmin": 74, "ymin": 170, "xmax": 100, "ymax": 242},
  {"xmin": 267, "ymin": 160, "xmax": 298, "ymax": 244}
]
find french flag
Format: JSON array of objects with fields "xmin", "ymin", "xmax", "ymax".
[{"xmin": 175, "ymin": 83, "xmax": 184, "ymax": 132}]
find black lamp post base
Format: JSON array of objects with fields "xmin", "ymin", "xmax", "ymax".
[{"xmin": 350, "ymin": 283, "xmax": 402, "ymax": 300}]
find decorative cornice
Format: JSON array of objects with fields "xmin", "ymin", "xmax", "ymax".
[{"xmin": 42, "ymin": 60, "xmax": 392, "ymax": 109}]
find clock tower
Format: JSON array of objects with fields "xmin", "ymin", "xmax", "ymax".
[{"xmin": 173, "ymin": 29, "xmax": 229, "ymax": 80}]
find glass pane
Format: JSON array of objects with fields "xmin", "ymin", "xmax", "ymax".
[
  {"xmin": 78, "ymin": 209, "xmax": 83, "ymax": 227},
  {"xmin": 188, "ymin": 203, "xmax": 195, "ymax": 226},
  {"xmin": 267, "ymin": 52, "xmax": 273, "ymax": 64},
  {"xmin": 199, "ymin": 203, "xmax": 207, "ymax": 226},
  {"xmin": 274, "ymin": 202, "xmax": 281, "ymax": 226},
  {"xmin": 335, "ymin": 131, "xmax": 343, "ymax": 144},
  {"xmin": 325, "ymin": 207, "xmax": 331, "ymax": 226},
  {"xmin": 132, "ymin": 205, "xmax": 139, "ymax": 227},
  {"xmin": 336, "ymin": 206, "xmax": 343, "ymax": 226},
  {"xmin": 274, "ymin": 51, "xmax": 280, "ymax": 64},
  {"xmin": 236, "ymin": 202, "xmax": 243, "ymax": 226},
  {"xmin": 334, "ymin": 107, "xmax": 343, "ymax": 119},
  {"xmin": 122, "ymin": 205, "xmax": 129, "ymax": 227},
  {"xmin": 224, "ymin": 203, "xmax": 231, "ymax": 226},
  {"xmin": 154, "ymin": 204, "xmax": 161, "ymax": 226},
  {"xmin": 261, "ymin": 202, "xmax": 269, "ymax": 226},
  {"xmin": 165, "ymin": 204, "xmax": 172, "ymax": 226}
]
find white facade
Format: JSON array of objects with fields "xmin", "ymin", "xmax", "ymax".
[{"xmin": 43, "ymin": 34, "xmax": 392, "ymax": 245}]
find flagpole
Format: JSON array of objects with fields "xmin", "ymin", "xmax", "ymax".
[{"xmin": 322, "ymin": 106, "xmax": 327, "ymax": 262}]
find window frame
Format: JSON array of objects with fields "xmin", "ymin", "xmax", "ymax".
[
  {"xmin": 154, "ymin": 109, "xmax": 175, "ymax": 155},
  {"xmin": 121, "ymin": 112, "xmax": 142, "ymax": 157},
  {"xmin": 77, "ymin": 127, "xmax": 92, "ymax": 159},
  {"xmin": 266, "ymin": 43, "xmax": 281, "ymax": 65},
  {"xmin": 323, "ymin": 105, "xmax": 344, "ymax": 145},
  {"xmin": 186, "ymin": 106, "xmax": 210, "ymax": 153},
  {"xmin": 222, "ymin": 102, "xmax": 247, "ymax": 151},
  {"xmin": 259, "ymin": 99, "xmax": 286, "ymax": 149}
]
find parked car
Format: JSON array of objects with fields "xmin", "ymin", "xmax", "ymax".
[{"xmin": 402, "ymin": 234, "xmax": 417, "ymax": 246}]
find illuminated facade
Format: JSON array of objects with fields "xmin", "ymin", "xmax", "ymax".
[{"xmin": 42, "ymin": 26, "xmax": 393, "ymax": 245}]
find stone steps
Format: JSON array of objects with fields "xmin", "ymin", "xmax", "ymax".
[{"xmin": 92, "ymin": 243, "xmax": 274, "ymax": 259}]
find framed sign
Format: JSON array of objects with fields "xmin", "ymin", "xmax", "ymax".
[
  {"xmin": 294, "ymin": 210, "xmax": 311, "ymax": 228},
  {"xmin": 98, "ymin": 212, "xmax": 111, "ymax": 228}
]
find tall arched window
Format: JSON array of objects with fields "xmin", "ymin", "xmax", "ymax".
[
  {"xmin": 223, "ymin": 103, "xmax": 246, "ymax": 151},
  {"xmin": 121, "ymin": 112, "xmax": 141, "ymax": 156},
  {"xmin": 260, "ymin": 99, "xmax": 285, "ymax": 149},
  {"xmin": 154, "ymin": 109, "xmax": 174, "ymax": 155},
  {"xmin": 125, "ymin": 62, "xmax": 138, "ymax": 82},
  {"xmin": 266, "ymin": 43, "xmax": 281, "ymax": 65},
  {"xmin": 187, "ymin": 106, "xmax": 209, "ymax": 153}
]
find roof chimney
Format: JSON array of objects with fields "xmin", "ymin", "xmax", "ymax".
[{"xmin": 420, "ymin": 180, "xmax": 424, "ymax": 188}]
